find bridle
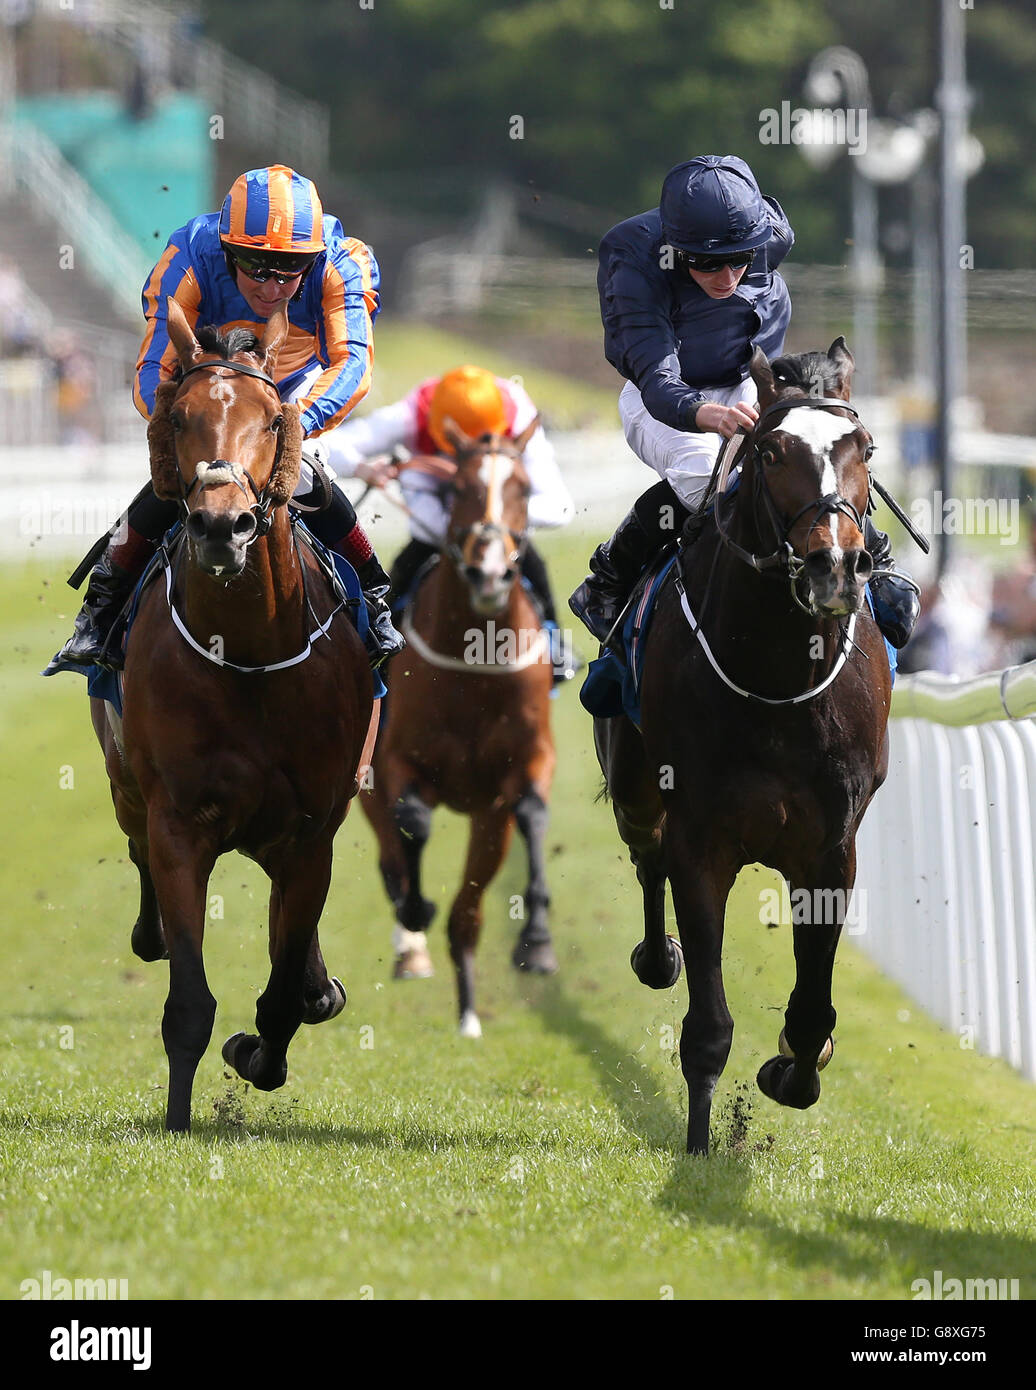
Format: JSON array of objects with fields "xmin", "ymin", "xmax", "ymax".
[
  {"xmin": 711, "ymin": 394, "xmax": 870, "ymax": 618},
  {"xmin": 173, "ymin": 358, "xmax": 286, "ymax": 543}
]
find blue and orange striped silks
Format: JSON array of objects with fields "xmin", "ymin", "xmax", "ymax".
[{"xmin": 134, "ymin": 211, "xmax": 379, "ymax": 437}]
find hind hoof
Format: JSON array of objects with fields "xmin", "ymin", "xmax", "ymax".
[
  {"xmin": 222, "ymin": 1031, "xmax": 259, "ymax": 1076},
  {"xmin": 630, "ymin": 935, "xmax": 683, "ymax": 989},
  {"xmin": 393, "ymin": 947, "xmax": 434, "ymax": 979},
  {"xmin": 512, "ymin": 936, "xmax": 558, "ymax": 974},
  {"xmin": 459, "ymin": 1010, "xmax": 482, "ymax": 1039},
  {"xmin": 302, "ymin": 976, "xmax": 347, "ymax": 1024}
]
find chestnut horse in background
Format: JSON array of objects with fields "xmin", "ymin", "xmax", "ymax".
[
  {"xmin": 361, "ymin": 418, "xmax": 557, "ymax": 1038},
  {"xmin": 92, "ymin": 300, "xmax": 376, "ymax": 1132},
  {"xmin": 595, "ymin": 339, "xmax": 891, "ymax": 1154}
]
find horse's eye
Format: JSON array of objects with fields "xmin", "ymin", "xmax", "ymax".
[
  {"xmin": 760, "ymin": 447, "xmax": 777, "ymax": 467},
  {"xmin": 170, "ymin": 411, "xmax": 185, "ymax": 433},
  {"xmin": 863, "ymin": 444, "xmax": 875, "ymax": 462},
  {"xmin": 270, "ymin": 415, "xmax": 283, "ymax": 433}
]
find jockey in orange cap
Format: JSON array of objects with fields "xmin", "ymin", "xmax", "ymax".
[
  {"xmin": 323, "ymin": 365, "xmax": 578, "ymax": 680},
  {"xmin": 46, "ymin": 165, "xmax": 404, "ymax": 676}
]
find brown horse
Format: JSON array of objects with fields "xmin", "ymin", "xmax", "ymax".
[
  {"xmin": 360, "ymin": 418, "xmax": 557, "ymax": 1037},
  {"xmin": 595, "ymin": 338, "xmax": 891, "ymax": 1154},
  {"xmin": 92, "ymin": 299, "xmax": 376, "ymax": 1132}
]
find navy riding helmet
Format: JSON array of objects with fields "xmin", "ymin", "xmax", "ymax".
[{"xmin": 660, "ymin": 155, "xmax": 774, "ymax": 256}]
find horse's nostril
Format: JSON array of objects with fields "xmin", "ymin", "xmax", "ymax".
[
  {"xmin": 804, "ymin": 549, "xmax": 835, "ymax": 578},
  {"xmin": 185, "ymin": 512, "xmax": 207, "ymax": 541},
  {"xmin": 233, "ymin": 512, "xmax": 257, "ymax": 539}
]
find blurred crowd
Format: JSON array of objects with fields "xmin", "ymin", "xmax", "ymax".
[
  {"xmin": 0, "ymin": 254, "xmax": 101, "ymax": 445},
  {"xmin": 898, "ymin": 504, "xmax": 1036, "ymax": 677}
]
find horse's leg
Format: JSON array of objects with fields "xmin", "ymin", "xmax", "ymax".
[
  {"xmin": 449, "ymin": 805, "xmax": 515, "ymax": 1038},
  {"xmin": 223, "ymin": 840, "xmax": 334, "ymax": 1091},
  {"xmin": 757, "ymin": 847, "xmax": 852, "ymax": 1111},
  {"xmin": 390, "ymin": 782, "xmax": 437, "ymax": 978},
  {"xmin": 146, "ymin": 809, "xmax": 219, "ymax": 1133},
  {"xmin": 292, "ymin": 899, "xmax": 346, "ymax": 1025},
  {"xmin": 664, "ymin": 819, "xmax": 738, "ymax": 1156},
  {"xmin": 595, "ymin": 715, "xmax": 681, "ymax": 990},
  {"xmin": 511, "ymin": 786, "xmax": 557, "ymax": 974},
  {"xmin": 127, "ymin": 838, "xmax": 166, "ymax": 962}
]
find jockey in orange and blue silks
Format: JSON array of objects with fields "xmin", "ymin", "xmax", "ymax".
[
  {"xmin": 134, "ymin": 165, "xmax": 378, "ymax": 440},
  {"xmin": 46, "ymin": 165, "xmax": 404, "ymax": 679}
]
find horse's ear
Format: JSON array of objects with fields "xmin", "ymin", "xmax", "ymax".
[
  {"xmin": 166, "ymin": 298, "xmax": 203, "ymax": 369},
  {"xmin": 441, "ymin": 415, "xmax": 471, "ymax": 456},
  {"xmin": 748, "ymin": 344, "xmax": 777, "ymax": 407},
  {"xmin": 827, "ymin": 336, "xmax": 855, "ymax": 399},
  {"xmin": 267, "ymin": 401, "xmax": 302, "ymax": 505},
  {"xmin": 259, "ymin": 304, "xmax": 289, "ymax": 376},
  {"xmin": 511, "ymin": 413, "xmax": 540, "ymax": 456},
  {"xmin": 148, "ymin": 381, "xmax": 182, "ymax": 499}
]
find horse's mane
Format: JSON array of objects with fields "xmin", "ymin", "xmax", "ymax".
[
  {"xmin": 769, "ymin": 350, "xmax": 843, "ymax": 397},
  {"xmin": 195, "ymin": 324, "xmax": 262, "ymax": 359}
]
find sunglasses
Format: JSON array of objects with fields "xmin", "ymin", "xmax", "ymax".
[
  {"xmin": 229, "ymin": 251, "xmax": 315, "ymax": 285},
  {"xmin": 679, "ymin": 249, "xmax": 755, "ymax": 273}
]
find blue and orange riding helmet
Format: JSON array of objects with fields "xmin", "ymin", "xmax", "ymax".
[{"xmin": 219, "ymin": 165, "xmax": 325, "ymax": 291}]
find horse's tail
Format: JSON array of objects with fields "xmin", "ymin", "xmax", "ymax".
[{"xmin": 595, "ymin": 776, "xmax": 612, "ymax": 805}]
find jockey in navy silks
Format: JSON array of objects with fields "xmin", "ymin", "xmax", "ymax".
[{"xmin": 569, "ymin": 155, "xmax": 920, "ymax": 651}]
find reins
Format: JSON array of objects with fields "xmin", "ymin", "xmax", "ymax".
[
  {"xmin": 165, "ymin": 357, "xmax": 347, "ymax": 672},
  {"xmin": 674, "ymin": 393, "xmax": 871, "ymax": 706}
]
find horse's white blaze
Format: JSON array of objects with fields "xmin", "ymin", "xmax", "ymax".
[
  {"xmin": 777, "ymin": 408, "xmax": 858, "ymax": 560},
  {"xmin": 479, "ymin": 454, "xmax": 513, "ymax": 525}
]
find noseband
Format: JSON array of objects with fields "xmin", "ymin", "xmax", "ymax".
[
  {"xmin": 713, "ymin": 395, "xmax": 869, "ymax": 617},
  {"xmin": 174, "ymin": 359, "xmax": 285, "ymax": 541}
]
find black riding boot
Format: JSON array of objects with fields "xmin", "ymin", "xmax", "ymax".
[
  {"xmin": 44, "ymin": 486, "xmax": 179, "ymax": 675},
  {"xmin": 44, "ymin": 552, "xmax": 140, "ymax": 674},
  {"xmin": 865, "ymin": 520, "xmax": 921, "ymax": 649},
  {"xmin": 569, "ymin": 497, "xmax": 672, "ymax": 647},
  {"xmin": 355, "ymin": 554, "xmax": 406, "ymax": 668}
]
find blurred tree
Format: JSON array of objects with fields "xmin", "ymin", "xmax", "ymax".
[{"xmin": 199, "ymin": 0, "xmax": 1033, "ymax": 268}]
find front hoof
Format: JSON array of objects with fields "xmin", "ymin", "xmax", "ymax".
[
  {"xmin": 512, "ymin": 935, "xmax": 558, "ymax": 974},
  {"xmin": 756, "ymin": 1055, "xmax": 822, "ymax": 1110},
  {"xmin": 778, "ymin": 1029, "xmax": 834, "ymax": 1070},
  {"xmin": 630, "ymin": 935, "xmax": 683, "ymax": 989},
  {"xmin": 302, "ymin": 976, "xmax": 348, "ymax": 1024}
]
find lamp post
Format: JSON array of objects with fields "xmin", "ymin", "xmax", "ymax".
[{"xmin": 802, "ymin": 47, "xmax": 879, "ymax": 397}]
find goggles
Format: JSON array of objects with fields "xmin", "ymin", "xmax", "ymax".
[
  {"xmin": 227, "ymin": 249, "xmax": 317, "ymax": 285},
  {"xmin": 679, "ymin": 249, "xmax": 756, "ymax": 274}
]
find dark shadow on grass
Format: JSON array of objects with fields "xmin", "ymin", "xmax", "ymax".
[{"xmin": 517, "ymin": 973, "xmax": 756, "ymax": 1215}]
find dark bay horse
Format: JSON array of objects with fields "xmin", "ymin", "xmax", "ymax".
[
  {"xmin": 596, "ymin": 338, "xmax": 891, "ymax": 1155},
  {"xmin": 360, "ymin": 417, "xmax": 557, "ymax": 1037},
  {"xmin": 92, "ymin": 299, "xmax": 376, "ymax": 1131}
]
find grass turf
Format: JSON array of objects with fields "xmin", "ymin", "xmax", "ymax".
[{"xmin": 1, "ymin": 540, "xmax": 1034, "ymax": 1302}]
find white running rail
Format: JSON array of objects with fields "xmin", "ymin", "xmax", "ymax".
[{"xmin": 856, "ymin": 661, "xmax": 1036, "ymax": 1080}]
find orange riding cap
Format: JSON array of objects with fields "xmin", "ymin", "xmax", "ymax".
[{"xmin": 427, "ymin": 366, "xmax": 509, "ymax": 454}]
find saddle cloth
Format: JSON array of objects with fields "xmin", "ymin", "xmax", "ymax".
[
  {"xmin": 579, "ymin": 548, "xmax": 896, "ymax": 731},
  {"xmin": 44, "ymin": 519, "xmax": 386, "ymax": 716}
]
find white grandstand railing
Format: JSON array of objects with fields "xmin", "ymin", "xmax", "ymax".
[
  {"xmin": 7, "ymin": 123, "xmax": 151, "ymax": 324},
  {"xmin": 855, "ymin": 661, "xmax": 1036, "ymax": 1081}
]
